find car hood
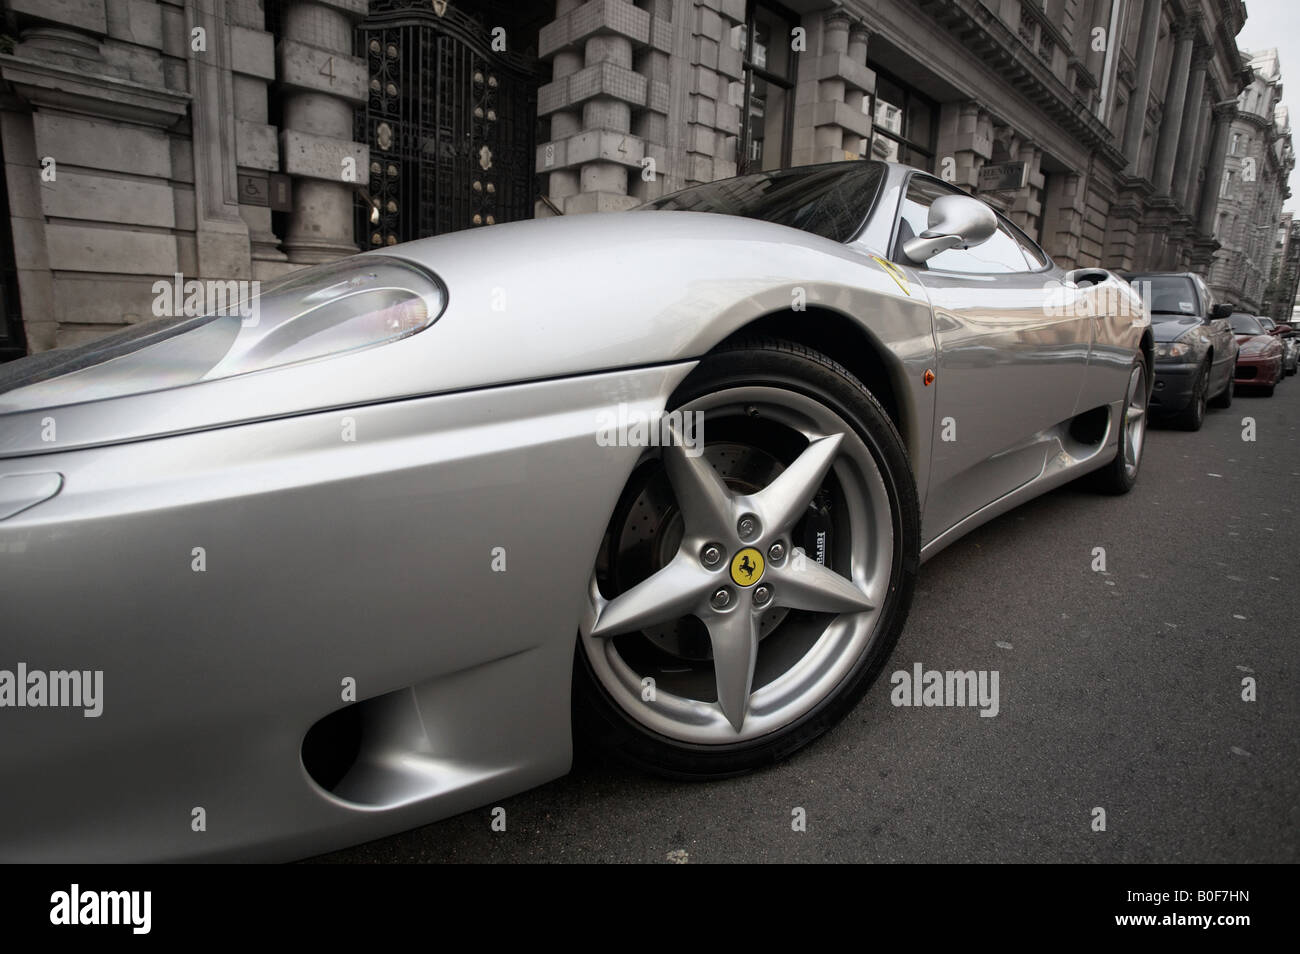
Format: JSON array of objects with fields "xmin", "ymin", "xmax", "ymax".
[
  {"xmin": 0, "ymin": 210, "xmax": 926, "ymax": 459},
  {"xmin": 1236, "ymin": 333, "xmax": 1280, "ymax": 354},
  {"xmin": 1150, "ymin": 315, "xmax": 1202, "ymax": 342}
]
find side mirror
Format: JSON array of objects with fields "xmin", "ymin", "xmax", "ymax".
[
  {"xmin": 1209, "ymin": 303, "xmax": 1233, "ymax": 320},
  {"xmin": 902, "ymin": 194, "xmax": 998, "ymax": 264}
]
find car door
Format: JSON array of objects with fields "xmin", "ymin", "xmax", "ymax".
[
  {"xmin": 1196, "ymin": 276, "xmax": 1236, "ymax": 392},
  {"xmin": 894, "ymin": 174, "xmax": 1096, "ymax": 544}
]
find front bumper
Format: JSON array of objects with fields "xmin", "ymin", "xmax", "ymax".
[
  {"xmin": 1235, "ymin": 354, "xmax": 1282, "ymax": 386},
  {"xmin": 1149, "ymin": 359, "xmax": 1200, "ymax": 414},
  {"xmin": 0, "ymin": 363, "xmax": 692, "ymax": 861}
]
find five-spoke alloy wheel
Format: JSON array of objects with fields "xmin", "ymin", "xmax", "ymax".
[{"xmin": 574, "ymin": 339, "xmax": 918, "ymax": 778}]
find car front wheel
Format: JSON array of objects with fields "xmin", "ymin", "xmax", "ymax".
[
  {"xmin": 574, "ymin": 338, "xmax": 919, "ymax": 778},
  {"xmin": 1210, "ymin": 370, "xmax": 1233, "ymax": 408},
  {"xmin": 1175, "ymin": 358, "xmax": 1209, "ymax": 431}
]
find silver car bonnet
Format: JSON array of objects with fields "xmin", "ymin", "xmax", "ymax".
[{"xmin": 0, "ymin": 210, "xmax": 914, "ymax": 460}]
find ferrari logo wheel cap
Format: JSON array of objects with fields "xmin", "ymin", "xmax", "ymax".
[{"xmin": 729, "ymin": 547, "xmax": 764, "ymax": 587}]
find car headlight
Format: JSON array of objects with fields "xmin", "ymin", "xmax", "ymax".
[
  {"xmin": 205, "ymin": 257, "xmax": 443, "ymax": 378},
  {"xmin": 0, "ymin": 257, "xmax": 445, "ymax": 411},
  {"xmin": 1155, "ymin": 341, "xmax": 1193, "ymax": 359}
]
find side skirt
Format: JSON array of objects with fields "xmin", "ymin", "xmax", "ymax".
[{"xmin": 919, "ymin": 398, "xmax": 1122, "ymax": 564}]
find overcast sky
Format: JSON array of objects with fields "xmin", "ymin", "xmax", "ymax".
[{"xmin": 1236, "ymin": 0, "xmax": 1299, "ymax": 213}]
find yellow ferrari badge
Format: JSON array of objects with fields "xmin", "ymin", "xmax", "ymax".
[{"xmin": 730, "ymin": 548, "xmax": 764, "ymax": 587}]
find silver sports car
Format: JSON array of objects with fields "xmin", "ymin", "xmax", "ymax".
[{"xmin": 0, "ymin": 160, "xmax": 1150, "ymax": 861}]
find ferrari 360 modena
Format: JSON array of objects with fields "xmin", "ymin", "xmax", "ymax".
[{"xmin": 0, "ymin": 160, "xmax": 1151, "ymax": 861}]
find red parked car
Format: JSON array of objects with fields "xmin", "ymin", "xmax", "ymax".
[{"xmin": 1230, "ymin": 313, "xmax": 1284, "ymax": 395}]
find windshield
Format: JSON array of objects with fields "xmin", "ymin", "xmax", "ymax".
[
  {"xmin": 639, "ymin": 161, "xmax": 885, "ymax": 243},
  {"xmin": 1127, "ymin": 275, "xmax": 1198, "ymax": 316},
  {"xmin": 1230, "ymin": 314, "xmax": 1265, "ymax": 335},
  {"xmin": 1258, "ymin": 317, "xmax": 1275, "ymax": 329}
]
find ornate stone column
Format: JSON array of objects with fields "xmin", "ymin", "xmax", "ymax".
[
  {"xmin": 843, "ymin": 23, "xmax": 871, "ymax": 152},
  {"xmin": 539, "ymin": 0, "xmax": 584, "ymax": 211},
  {"xmin": 813, "ymin": 13, "xmax": 851, "ymax": 160},
  {"xmin": 277, "ymin": 0, "xmax": 368, "ymax": 264},
  {"xmin": 1196, "ymin": 103, "xmax": 1237, "ymax": 232},
  {"xmin": 1170, "ymin": 44, "xmax": 1209, "ymax": 207},
  {"xmin": 790, "ymin": 10, "xmax": 874, "ymax": 166},
  {"xmin": 1151, "ymin": 18, "xmax": 1197, "ymax": 196},
  {"xmin": 1007, "ymin": 139, "xmax": 1044, "ymax": 241},
  {"xmin": 1181, "ymin": 97, "xmax": 1211, "ymax": 212},
  {"xmin": 629, "ymin": 0, "xmax": 675, "ymax": 202},
  {"xmin": 1121, "ymin": 0, "xmax": 1162, "ymax": 174},
  {"xmin": 188, "ymin": 0, "xmax": 253, "ymax": 279},
  {"xmin": 536, "ymin": 0, "xmax": 653, "ymax": 211},
  {"xmin": 227, "ymin": 0, "xmax": 288, "ymax": 280},
  {"xmin": 933, "ymin": 100, "xmax": 993, "ymax": 191}
]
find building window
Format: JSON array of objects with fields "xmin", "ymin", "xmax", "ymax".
[
  {"xmin": 736, "ymin": 4, "xmax": 797, "ymax": 173},
  {"xmin": 864, "ymin": 66, "xmax": 937, "ymax": 171},
  {"xmin": 1230, "ymin": 132, "xmax": 1240, "ymax": 155}
]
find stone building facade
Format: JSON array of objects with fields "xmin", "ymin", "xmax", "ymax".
[
  {"xmin": 1206, "ymin": 49, "xmax": 1295, "ymax": 313},
  {"xmin": 1262, "ymin": 210, "xmax": 1300, "ymax": 321},
  {"xmin": 0, "ymin": 0, "xmax": 1268, "ymax": 358}
]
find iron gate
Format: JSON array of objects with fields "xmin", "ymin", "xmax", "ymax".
[{"xmin": 356, "ymin": 1, "xmax": 540, "ymax": 248}]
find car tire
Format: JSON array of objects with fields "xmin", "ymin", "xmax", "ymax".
[
  {"xmin": 1174, "ymin": 358, "xmax": 1209, "ymax": 431},
  {"xmin": 1210, "ymin": 371, "xmax": 1233, "ymax": 409},
  {"xmin": 1262, "ymin": 382, "xmax": 1276, "ymax": 397},
  {"xmin": 573, "ymin": 337, "xmax": 919, "ymax": 779},
  {"xmin": 1091, "ymin": 358, "xmax": 1147, "ymax": 495}
]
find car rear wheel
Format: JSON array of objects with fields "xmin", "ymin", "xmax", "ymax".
[
  {"xmin": 1091, "ymin": 358, "xmax": 1147, "ymax": 495},
  {"xmin": 573, "ymin": 338, "xmax": 919, "ymax": 778},
  {"xmin": 1174, "ymin": 358, "xmax": 1209, "ymax": 431}
]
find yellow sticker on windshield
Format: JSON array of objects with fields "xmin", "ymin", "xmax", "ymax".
[{"xmin": 871, "ymin": 255, "xmax": 911, "ymax": 296}]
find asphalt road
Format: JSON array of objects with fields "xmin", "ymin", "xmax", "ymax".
[{"xmin": 316, "ymin": 376, "xmax": 1299, "ymax": 863}]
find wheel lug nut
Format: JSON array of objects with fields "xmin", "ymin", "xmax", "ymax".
[
  {"xmin": 710, "ymin": 588, "xmax": 732, "ymax": 610},
  {"xmin": 753, "ymin": 585, "xmax": 772, "ymax": 608},
  {"xmin": 737, "ymin": 514, "xmax": 760, "ymax": 541},
  {"xmin": 701, "ymin": 544, "xmax": 723, "ymax": 568},
  {"xmin": 768, "ymin": 542, "xmax": 785, "ymax": 564}
]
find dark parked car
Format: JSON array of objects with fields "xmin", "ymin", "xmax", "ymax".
[
  {"xmin": 1231, "ymin": 313, "xmax": 1284, "ymax": 394},
  {"xmin": 1123, "ymin": 272, "xmax": 1237, "ymax": 428}
]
